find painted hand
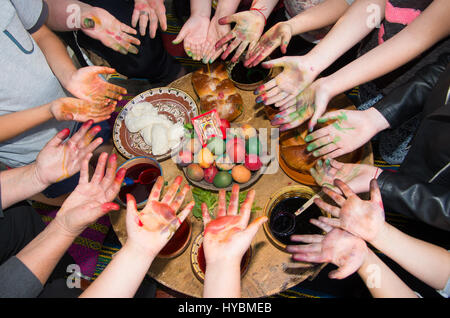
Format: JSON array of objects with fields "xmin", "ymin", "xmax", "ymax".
[
  {"xmin": 202, "ymin": 185, "xmax": 267, "ymax": 265},
  {"xmin": 254, "ymin": 56, "xmax": 319, "ymax": 105},
  {"xmin": 132, "ymin": 0, "xmax": 167, "ymax": 38},
  {"xmin": 286, "ymin": 218, "xmax": 368, "ymax": 279},
  {"xmin": 245, "ymin": 22, "xmax": 292, "ymax": 67},
  {"xmin": 54, "ymin": 152, "xmax": 126, "ymax": 236},
  {"xmin": 314, "ymin": 179, "xmax": 386, "ymax": 243},
  {"xmin": 172, "ymin": 15, "xmax": 210, "ymax": 61},
  {"xmin": 66, "ymin": 66, "xmax": 127, "ymax": 104},
  {"xmin": 35, "ymin": 120, "xmax": 104, "ymax": 185},
  {"xmin": 202, "ymin": 15, "xmax": 231, "ymax": 64},
  {"xmin": 215, "ymin": 10, "xmax": 265, "ymax": 63},
  {"xmin": 304, "ymin": 109, "xmax": 380, "ymax": 159},
  {"xmin": 269, "ymin": 78, "xmax": 330, "ymax": 132},
  {"xmin": 81, "ymin": 6, "xmax": 140, "ymax": 55},
  {"xmin": 309, "ymin": 159, "xmax": 381, "ymax": 194},
  {"xmin": 125, "ymin": 176, "xmax": 194, "ymax": 257},
  {"xmin": 50, "ymin": 97, "xmax": 116, "ymax": 123}
]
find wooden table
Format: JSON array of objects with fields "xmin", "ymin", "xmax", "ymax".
[{"xmin": 109, "ymin": 72, "xmax": 373, "ymax": 298}]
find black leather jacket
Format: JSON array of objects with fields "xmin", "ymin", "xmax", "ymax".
[{"xmin": 374, "ymin": 53, "xmax": 450, "ymax": 231}]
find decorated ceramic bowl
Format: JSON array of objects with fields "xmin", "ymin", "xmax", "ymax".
[{"xmin": 113, "ymin": 87, "xmax": 199, "ymax": 161}]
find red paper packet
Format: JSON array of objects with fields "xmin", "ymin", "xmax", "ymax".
[{"xmin": 191, "ymin": 109, "xmax": 223, "ymax": 146}]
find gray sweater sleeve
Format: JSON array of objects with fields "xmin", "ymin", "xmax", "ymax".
[{"xmin": 0, "ymin": 256, "xmax": 43, "ymax": 298}]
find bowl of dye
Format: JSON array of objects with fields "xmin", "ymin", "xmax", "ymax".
[
  {"xmin": 116, "ymin": 156, "xmax": 162, "ymax": 209},
  {"xmin": 190, "ymin": 233, "xmax": 252, "ymax": 283},
  {"xmin": 226, "ymin": 57, "xmax": 272, "ymax": 91},
  {"xmin": 158, "ymin": 218, "xmax": 192, "ymax": 259},
  {"xmin": 263, "ymin": 185, "xmax": 329, "ymax": 252}
]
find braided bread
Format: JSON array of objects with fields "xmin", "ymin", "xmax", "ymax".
[{"xmin": 191, "ymin": 63, "xmax": 243, "ymax": 122}]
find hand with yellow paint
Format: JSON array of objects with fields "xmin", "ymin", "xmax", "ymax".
[
  {"xmin": 202, "ymin": 185, "xmax": 267, "ymax": 298},
  {"xmin": 34, "ymin": 120, "xmax": 105, "ymax": 186},
  {"xmin": 50, "ymin": 97, "xmax": 116, "ymax": 123},
  {"xmin": 81, "ymin": 6, "xmax": 140, "ymax": 55},
  {"xmin": 65, "ymin": 66, "xmax": 127, "ymax": 104},
  {"xmin": 125, "ymin": 176, "xmax": 194, "ymax": 258}
]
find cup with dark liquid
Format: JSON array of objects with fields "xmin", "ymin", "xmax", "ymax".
[{"xmin": 116, "ymin": 156, "xmax": 162, "ymax": 209}]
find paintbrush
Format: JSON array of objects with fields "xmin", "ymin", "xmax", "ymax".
[{"xmin": 294, "ymin": 191, "xmax": 323, "ymax": 216}]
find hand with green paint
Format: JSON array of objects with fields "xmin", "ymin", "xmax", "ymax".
[
  {"xmin": 254, "ymin": 56, "xmax": 321, "ymax": 118},
  {"xmin": 314, "ymin": 179, "xmax": 386, "ymax": 243},
  {"xmin": 81, "ymin": 7, "xmax": 140, "ymax": 55},
  {"xmin": 305, "ymin": 108, "xmax": 390, "ymax": 158},
  {"xmin": 286, "ymin": 218, "xmax": 368, "ymax": 279},
  {"xmin": 202, "ymin": 15, "xmax": 231, "ymax": 64},
  {"xmin": 66, "ymin": 66, "xmax": 127, "ymax": 104},
  {"xmin": 172, "ymin": 15, "xmax": 211, "ymax": 61},
  {"xmin": 310, "ymin": 158, "xmax": 382, "ymax": 194},
  {"xmin": 269, "ymin": 78, "xmax": 331, "ymax": 132},
  {"xmin": 245, "ymin": 22, "xmax": 293, "ymax": 67},
  {"xmin": 215, "ymin": 10, "xmax": 266, "ymax": 63}
]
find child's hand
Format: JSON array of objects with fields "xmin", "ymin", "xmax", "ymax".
[
  {"xmin": 245, "ymin": 22, "xmax": 292, "ymax": 67},
  {"xmin": 215, "ymin": 10, "xmax": 265, "ymax": 63},
  {"xmin": 35, "ymin": 120, "xmax": 104, "ymax": 185},
  {"xmin": 65, "ymin": 66, "xmax": 127, "ymax": 104},
  {"xmin": 173, "ymin": 15, "xmax": 211, "ymax": 61},
  {"xmin": 55, "ymin": 152, "xmax": 125, "ymax": 236},
  {"xmin": 81, "ymin": 7, "xmax": 140, "ymax": 55},
  {"xmin": 287, "ymin": 218, "xmax": 368, "ymax": 279},
  {"xmin": 50, "ymin": 97, "xmax": 115, "ymax": 123},
  {"xmin": 314, "ymin": 179, "xmax": 386, "ymax": 243},
  {"xmin": 125, "ymin": 176, "xmax": 194, "ymax": 258},
  {"xmin": 202, "ymin": 185, "xmax": 267, "ymax": 266}
]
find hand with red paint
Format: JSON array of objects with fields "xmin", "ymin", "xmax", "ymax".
[
  {"xmin": 304, "ymin": 108, "xmax": 390, "ymax": 159},
  {"xmin": 286, "ymin": 218, "xmax": 368, "ymax": 279},
  {"xmin": 245, "ymin": 22, "xmax": 293, "ymax": 67},
  {"xmin": 269, "ymin": 78, "xmax": 330, "ymax": 132},
  {"xmin": 172, "ymin": 15, "xmax": 210, "ymax": 61},
  {"xmin": 55, "ymin": 152, "xmax": 125, "ymax": 236},
  {"xmin": 202, "ymin": 185, "xmax": 267, "ymax": 297},
  {"xmin": 50, "ymin": 97, "xmax": 116, "ymax": 123},
  {"xmin": 314, "ymin": 179, "xmax": 386, "ymax": 243},
  {"xmin": 35, "ymin": 120, "xmax": 104, "ymax": 186},
  {"xmin": 65, "ymin": 66, "xmax": 127, "ymax": 104},
  {"xmin": 309, "ymin": 159, "xmax": 382, "ymax": 194},
  {"xmin": 215, "ymin": 10, "xmax": 266, "ymax": 63},
  {"xmin": 254, "ymin": 56, "xmax": 320, "ymax": 115},
  {"xmin": 131, "ymin": 0, "xmax": 167, "ymax": 38},
  {"xmin": 202, "ymin": 15, "xmax": 231, "ymax": 64},
  {"xmin": 125, "ymin": 176, "xmax": 194, "ymax": 257},
  {"xmin": 81, "ymin": 6, "xmax": 140, "ymax": 55}
]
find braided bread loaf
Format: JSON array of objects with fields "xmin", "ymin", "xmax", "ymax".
[{"xmin": 191, "ymin": 63, "xmax": 243, "ymax": 122}]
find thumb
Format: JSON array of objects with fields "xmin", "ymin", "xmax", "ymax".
[
  {"xmin": 280, "ymin": 33, "xmax": 292, "ymax": 54},
  {"xmin": 172, "ymin": 26, "xmax": 188, "ymax": 44},
  {"xmin": 242, "ymin": 216, "xmax": 268, "ymax": 241},
  {"xmin": 261, "ymin": 56, "xmax": 287, "ymax": 69},
  {"xmin": 101, "ymin": 202, "xmax": 120, "ymax": 214},
  {"xmin": 218, "ymin": 14, "xmax": 237, "ymax": 25},
  {"xmin": 308, "ymin": 98, "xmax": 328, "ymax": 133}
]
